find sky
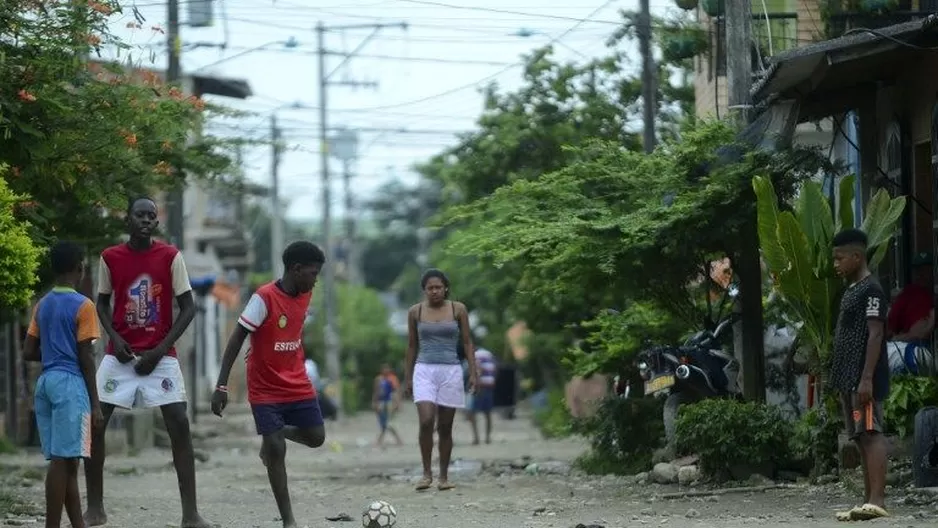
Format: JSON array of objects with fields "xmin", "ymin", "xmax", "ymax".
[{"xmin": 104, "ymin": 0, "xmax": 679, "ymax": 223}]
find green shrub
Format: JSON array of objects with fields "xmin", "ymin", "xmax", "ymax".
[
  {"xmin": 788, "ymin": 396, "xmax": 841, "ymax": 477},
  {"xmin": 674, "ymin": 398, "xmax": 792, "ymax": 481},
  {"xmin": 0, "ymin": 436, "xmax": 17, "ymax": 455},
  {"xmin": 884, "ymin": 375, "xmax": 938, "ymax": 438},
  {"xmin": 533, "ymin": 389, "xmax": 573, "ymax": 439},
  {"xmin": 573, "ymin": 396, "xmax": 665, "ymax": 475}
]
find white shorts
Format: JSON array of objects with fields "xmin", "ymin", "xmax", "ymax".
[
  {"xmin": 97, "ymin": 355, "xmax": 187, "ymax": 409},
  {"xmin": 412, "ymin": 363, "xmax": 465, "ymax": 409}
]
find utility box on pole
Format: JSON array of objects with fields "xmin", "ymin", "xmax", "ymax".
[{"xmin": 188, "ymin": 0, "xmax": 214, "ymax": 28}]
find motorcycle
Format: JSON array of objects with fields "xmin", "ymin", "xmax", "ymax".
[{"xmin": 636, "ymin": 315, "xmax": 741, "ymax": 401}]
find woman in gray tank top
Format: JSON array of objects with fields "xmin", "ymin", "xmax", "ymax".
[{"xmin": 404, "ymin": 269, "xmax": 478, "ymax": 492}]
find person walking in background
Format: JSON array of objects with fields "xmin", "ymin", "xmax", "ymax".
[
  {"xmin": 23, "ymin": 241, "xmax": 104, "ymax": 528},
  {"xmin": 404, "ymin": 269, "xmax": 478, "ymax": 492},
  {"xmin": 372, "ymin": 363, "xmax": 403, "ymax": 447},
  {"xmin": 469, "ymin": 346, "xmax": 497, "ymax": 445},
  {"xmin": 831, "ymin": 229, "xmax": 891, "ymax": 522}
]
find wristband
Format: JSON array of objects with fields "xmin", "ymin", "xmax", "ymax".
[{"xmin": 216, "ymin": 385, "xmax": 228, "ymax": 393}]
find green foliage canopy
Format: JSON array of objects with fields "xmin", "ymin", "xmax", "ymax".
[
  {"xmin": 0, "ymin": 165, "xmax": 43, "ymax": 312},
  {"xmin": 1, "ymin": 0, "xmax": 238, "ymax": 252}
]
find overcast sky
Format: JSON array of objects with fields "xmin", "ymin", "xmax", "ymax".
[{"xmin": 106, "ymin": 0, "xmax": 682, "ymax": 222}]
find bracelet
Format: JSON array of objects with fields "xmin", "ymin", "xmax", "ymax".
[{"xmin": 215, "ymin": 385, "xmax": 228, "ymax": 393}]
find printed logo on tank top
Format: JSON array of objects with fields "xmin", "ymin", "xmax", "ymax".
[
  {"xmin": 124, "ymin": 273, "xmax": 164, "ymax": 330},
  {"xmin": 278, "ymin": 314, "xmax": 287, "ymax": 329}
]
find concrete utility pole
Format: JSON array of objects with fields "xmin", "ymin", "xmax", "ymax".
[
  {"xmin": 316, "ymin": 20, "xmax": 406, "ymax": 417},
  {"xmin": 270, "ymin": 114, "xmax": 284, "ymax": 278},
  {"xmin": 166, "ymin": 0, "xmax": 184, "ymax": 251},
  {"xmin": 725, "ymin": 0, "xmax": 765, "ymax": 402},
  {"xmin": 637, "ymin": 0, "xmax": 657, "ymax": 153}
]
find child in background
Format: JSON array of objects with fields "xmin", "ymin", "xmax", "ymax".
[
  {"xmin": 373, "ymin": 364, "xmax": 403, "ymax": 447},
  {"xmin": 23, "ymin": 241, "xmax": 104, "ymax": 528}
]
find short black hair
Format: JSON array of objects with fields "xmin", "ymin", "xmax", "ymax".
[
  {"xmin": 282, "ymin": 241, "xmax": 326, "ymax": 269},
  {"xmin": 832, "ymin": 228, "xmax": 869, "ymax": 249},
  {"xmin": 421, "ymin": 268, "xmax": 450, "ymax": 298},
  {"xmin": 50, "ymin": 240, "xmax": 85, "ymax": 275},
  {"xmin": 127, "ymin": 196, "xmax": 156, "ymax": 215}
]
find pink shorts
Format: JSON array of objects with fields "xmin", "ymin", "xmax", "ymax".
[{"xmin": 412, "ymin": 363, "xmax": 465, "ymax": 409}]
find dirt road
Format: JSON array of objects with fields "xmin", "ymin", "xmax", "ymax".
[{"xmin": 2, "ymin": 405, "xmax": 937, "ymax": 528}]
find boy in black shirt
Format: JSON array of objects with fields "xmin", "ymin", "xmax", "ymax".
[{"xmin": 831, "ymin": 229, "xmax": 890, "ymax": 521}]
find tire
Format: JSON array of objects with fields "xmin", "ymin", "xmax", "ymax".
[{"xmin": 912, "ymin": 406, "xmax": 938, "ymax": 488}]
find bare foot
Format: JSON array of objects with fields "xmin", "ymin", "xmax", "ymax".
[
  {"xmin": 437, "ymin": 480, "xmax": 455, "ymax": 491},
  {"xmin": 472, "ymin": 439, "xmax": 480, "ymax": 445},
  {"xmin": 181, "ymin": 514, "xmax": 214, "ymax": 528},
  {"xmin": 485, "ymin": 437, "xmax": 492, "ymax": 444},
  {"xmin": 83, "ymin": 509, "xmax": 108, "ymax": 527}
]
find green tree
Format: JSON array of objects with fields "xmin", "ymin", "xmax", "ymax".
[
  {"xmin": 303, "ymin": 283, "xmax": 403, "ymax": 411},
  {"xmin": 753, "ymin": 174, "xmax": 906, "ymax": 375},
  {"xmin": 440, "ymin": 121, "xmax": 832, "ymax": 374},
  {"xmin": 0, "ymin": 165, "xmax": 43, "ymax": 312},
  {"xmin": 1, "ymin": 0, "xmax": 237, "ymax": 254}
]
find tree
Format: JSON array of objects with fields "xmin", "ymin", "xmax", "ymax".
[
  {"xmin": 303, "ymin": 283, "xmax": 403, "ymax": 411},
  {"xmin": 416, "ymin": 10, "xmax": 700, "ymax": 353},
  {"xmin": 0, "ymin": 165, "xmax": 43, "ymax": 313},
  {"xmin": 440, "ymin": 121, "xmax": 833, "ymax": 375},
  {"xmin": 753, "ymin": 174, "xmax": 906, "ymax": 376},
  {"xmin": 359, "ymin": 179, "xmax": 442, "ymax": 292},
  {"xmin": 1, "ymin": 0, "xmax": 237, "ymax": 254}
]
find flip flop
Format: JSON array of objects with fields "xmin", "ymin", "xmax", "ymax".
[
  {"xmin": 850, "ymin": 503, "xmax": 888, "ymax": 521},
  {"xmin": 415, "ymin": 477, "xmax": 432, "ymax": 491},
  {"xmin": 437, "ymin": 481, "xmax": 455, "ymax": 491},
  {"xmin": 835, "ymin": 510, "xmax": 854, "ymax": 522}
]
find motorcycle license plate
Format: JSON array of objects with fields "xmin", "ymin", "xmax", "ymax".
[{"xmin": 645, "ymin": 375, "xmax": 675, "ymax": 394}]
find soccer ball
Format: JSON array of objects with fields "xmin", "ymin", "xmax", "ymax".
[{"xmin": 362, "ymin": 500, "xmax": 397, "ymax": 528}]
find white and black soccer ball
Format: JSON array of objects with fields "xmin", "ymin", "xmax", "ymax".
[{"xmin": 362, "ymin": 500, "xmax": 397, "ymax": 528}]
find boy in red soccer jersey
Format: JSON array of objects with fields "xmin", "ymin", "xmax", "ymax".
[
  {"xmin": 212, "ymin": 241, "xmax": 327, "ymax": 528},
  {"xmin": 84, "ymin": 197, "xmax": 210, "ymax": 528}
]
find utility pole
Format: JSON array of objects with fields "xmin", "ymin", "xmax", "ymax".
[
  {"xmin": 341, "ymin": 158, "xmax": 362, "ymax": 285},
  {"xmin": 317, "ymin": 20, "xmax": 405, "ymax": 417},
  {"xmin": 270, "ymin": 114, "xmax": 284, "ymax": 278},
  {"xmin": 726, "ymin": 0, "xmax": 765, "ymax": 402},
  {"xmin": 166, "ymin": 0, "xmax": 184, "ymax": 251},
  {"xmin": 637, "ymin": 0, "xmax": 657, "ymax": 153}
]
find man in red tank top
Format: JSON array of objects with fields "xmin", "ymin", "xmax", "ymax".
[
  {"xmin": 83, "ymin": 197, "xmax": 210, "ymax": 528},
  {"xmin": 211, "ymin": 241, "xmax": 326, "ymax": 528}
]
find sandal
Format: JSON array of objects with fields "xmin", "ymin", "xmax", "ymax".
[
  {"xmin": 437, "ymin": 481, "xmax": 455, "ymax": 491},
  {"xmin": 850, "ymin": 503, "xmax": 888, "ymax": 521},
  {"xmin": 415, "ymin": 477, "xmax": 432, "ymax": 491}
]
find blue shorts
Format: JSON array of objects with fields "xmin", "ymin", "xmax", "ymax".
[
  {"xmin": 472, "ymin": 387, "xmax": 495, "ymax": 413},
  {"xmin": 377, "ymin": 401, "xmax": 392, "ymax": 431},
  {"xmin": 35, "ymin": 370, "xmax": 91, "ymax": 460},
  {"xmin": 251, "ymin": 398, "xmax": 324, "ymax": 437}
]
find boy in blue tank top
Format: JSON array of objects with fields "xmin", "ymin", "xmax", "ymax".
[{"xmin": 23, "ymin": 241, "xmax": 104, "ymax": 528}]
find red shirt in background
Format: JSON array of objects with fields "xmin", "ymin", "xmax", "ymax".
[
  {"xmin": 887, "ymin": 283, "xmax": 933, "ymax": 336},
  {"xmin": 239, "ymin": 281, "xmax": 316, "ymax": 404}
]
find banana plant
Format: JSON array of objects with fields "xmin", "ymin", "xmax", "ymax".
[{"xmin": 753, "ymin": 174, "xmax": 906, "ymax": 374}]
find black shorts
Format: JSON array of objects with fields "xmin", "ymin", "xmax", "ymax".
[
  {"xmin": 251, "ymin": 398, "xmax": 324, "ymax": 436},
  {"xmin": 840, "ymin": 392, "xmax": 885, "ymax": 439}
]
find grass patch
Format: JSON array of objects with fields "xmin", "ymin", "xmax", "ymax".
[
  {"xmin": 0, "ymin": 488, "xmax": 41, "ymax": 517},
  {"xmin": 0, "ymin": 436, "xmax": 18, "ymax": 454}
]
